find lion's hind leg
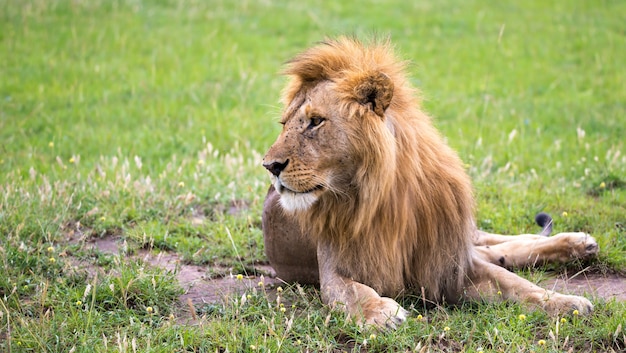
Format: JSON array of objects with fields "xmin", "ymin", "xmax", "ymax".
[
  {"xmin": 465, "ymin": 257, "xmax": 594, "ymax": 315},
  {"xmin": 474, "ymin": 213, "xmax": 598, "ymax": 269},
  {"xmin": 475, "ymin": 232, "xmax": 598, "ymax": 269}
]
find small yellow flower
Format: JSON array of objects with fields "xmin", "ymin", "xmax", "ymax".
[
  {"xmin": 518, "ymin": 314, "xmax": 526, "ymax": 321},
  {"xmin": 236, "ymin": 274, "xmax": 243, "ymax": 280},
  {"xmin": 99, "ymin": 216, "xmax": 106, "ymax": 222},
  {"xmin": 76, "ymin": 300, "xmax": 82, "ymax": 306},
  {"xmin": 416, "ymin": 314, "xmax": 423, "ymax": 321},
  {"xmin": 538, "ymin": 339, "xmax": 546, "ymax": 346},
  {"xmin": 296, "ymin": 340, "xmax": 302, "ymax": 345},
  {"xmin": 49, "ymin": 142, "xmax": 54, "ymax": 148},
  {"xmin": 599, "ymin": 182, "xmax": 606, "ymax": 189},
  {"xmin": 69, "ymin": 157, "xmax": 75, "ymax": 163},
  {"xmin": 247, "ymin": 294, "xmax": 252, "ymax": 300},
  {"xmin": 277, "ymin": 286, "xmax": 283, "ymax": 293},
  {"xmin": 178, "ymin": 181, "xmax": 185, "ymax": 187},
  {"xmin": 48, "ymin": 257, "xmax": 56, "ymax": 263},
  {"xmin": 250, "ymin": 345, "xmax": 257, "ymax": 350},
  {"xmin": 560, "ymin": 318, "xmax": 567, "ymax": 324},
  {"xmin": 443, "ymin": 326, "xmax": 450, "ymax": 331},
  {"xmin": 257, "ymin": 281, "xmax": 264, "ymax": 287},
  {"xmin": 146, "ymin": 306, "xmax": 154, "ymax": 314},
  {"xmin": 497, "ymin": 290, "xmax": 502, "ymax": 296},
  {"xmin": 47, "ymin": 246, "xmax": 55, "ymax": 253},
  {"xmin": 369, "ymin": 334, "xmax": 377, "ymax": 340},
  {"xmin": 562, "ymin": 211, "xmax": 568, "ymax": 217},
  {"xmin": 572, "ymin": 309, "xmax": 579, "ymax": 316},
  {"xmin": 280, "ymin": 307, "xmax": 286, "ymax": 313}
]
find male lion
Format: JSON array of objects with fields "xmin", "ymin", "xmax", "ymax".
[{"xmin": 262, "ymin": 37, "xmax": 598, "ymax": 328}]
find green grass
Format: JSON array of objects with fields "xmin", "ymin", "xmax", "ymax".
[{"xmin": 1, "ymin": 0, "xmax": 625, "ymax": 351}]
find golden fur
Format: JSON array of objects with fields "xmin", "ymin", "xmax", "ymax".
[
  {"xmin": 262, "ymin": 37, "xmax": 597, "ymax": 328},
  {"xmin": 279, "ymin": 37, "xmax": 474, "ymax": 301}
]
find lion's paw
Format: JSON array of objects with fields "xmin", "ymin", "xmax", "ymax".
[
  {"xmin": 362, "ymin": 297, "xmax": 408, "ymax": 330},
  {"xmin": 543, "ymin": 292, "xmax": 593, "ymax": 316},
  {"xmin": 555, "ymin": 232, "xmax": 599, "ymax": 259}
]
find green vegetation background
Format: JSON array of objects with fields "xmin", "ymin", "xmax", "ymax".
[{"xmin": 1, "ymin": 0, "xmax": 624, "ymax": 351}]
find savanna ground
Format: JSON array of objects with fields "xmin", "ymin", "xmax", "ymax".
[{"xmin": 1, "ymin": 0, "xmax": 625, "ymax": 352}]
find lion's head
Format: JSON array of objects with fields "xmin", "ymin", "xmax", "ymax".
[
  {"xmin": 263, "ymin": 37, "xmax": 475, "ymax": 300},
  {"xmin": 263, "ymin": 38, "xmax": 405, "ymax": 214}
]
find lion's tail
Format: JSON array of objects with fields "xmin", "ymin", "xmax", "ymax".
[{"xmin": 535, "ymin": 212, "xmax": 553, "ymax": 237}]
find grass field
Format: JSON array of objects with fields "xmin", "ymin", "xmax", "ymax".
[{"xmin": 1, "ymin": 0, "xmax": 625, "ymax": 351}]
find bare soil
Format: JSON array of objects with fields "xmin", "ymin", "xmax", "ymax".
[
  {"xmin": 140, "ymin": 251, "xmax": 282, "ymax": 305},
  {"xmin": 72, "ymin": 235, "xmax": 283, "ymax": 310},
  {"xmin": 541, "ymin": 271, "xmax": 626, "ymax": 302}
]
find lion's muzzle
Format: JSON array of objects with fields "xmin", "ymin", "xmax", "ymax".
[{"xmin": 263, "ymin": 159, "xmax": 289, "ymax": 177}]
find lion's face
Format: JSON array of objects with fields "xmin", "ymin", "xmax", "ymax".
[{"xmin": 263, "ymin": 81, "xmax": 357, "ymax": 212}]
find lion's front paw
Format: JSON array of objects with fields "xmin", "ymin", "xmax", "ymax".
[
  {"xmin": 362, "ymin": 297, "xmax": 408, "ymax": 330},
  {"xmin": 542, "ymin": 292, "xmax": 593, "ymax": 316}
]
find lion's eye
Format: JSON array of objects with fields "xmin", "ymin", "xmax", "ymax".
[{"xmin": 309, "ymin": 116, "xmax": 325, "ymax": 129}]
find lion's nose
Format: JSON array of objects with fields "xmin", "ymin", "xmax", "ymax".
[{"xmin": 263, "ymin": 160, "xmax": 289, "ymax": 177}]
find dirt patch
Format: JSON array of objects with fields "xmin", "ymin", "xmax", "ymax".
[
  {"xmin": 541, "ymin": 272, "xmax": 626, "ymax": 302},
  {"xmin": 139, "ymin": 250, "xmax": 282, "ymax": 305},
  {"xmin": 82, "ymin": 235, "xmax": 122, "ymax": 254},
  {"xmin": 67, "ymin": 235, "xmax": 283, "ymax": 308}
]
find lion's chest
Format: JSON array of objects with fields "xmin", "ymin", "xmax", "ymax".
[{"xmin": 334, "ymin": 240, "xmax": 406, "ymax": 297}]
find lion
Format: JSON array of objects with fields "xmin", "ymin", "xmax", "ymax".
[{"xmin": 261, "ymin": 37, "xmax": 599, "ymax": 328}]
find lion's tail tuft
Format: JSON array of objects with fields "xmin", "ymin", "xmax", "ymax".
[{"xmin": 535, "ymin": 212, "xmax": 553, "ymax": 237}]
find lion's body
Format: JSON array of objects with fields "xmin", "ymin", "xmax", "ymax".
[
  {"xmin": 279, "ymin": 38, "xmax": 474, "ymax": 302},
  {"xmin": 262, "ymin": 37, "xmax": 598, "ymax": 328}
]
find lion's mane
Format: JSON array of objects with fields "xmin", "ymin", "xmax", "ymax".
[{"xmin": 281, "ymin": 37, "xmax": 476, "ymax": 302}]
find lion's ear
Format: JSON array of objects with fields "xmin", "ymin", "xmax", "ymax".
[{"xmin": 349, "ymin": 71, "xmax": 394, "ymax": 117}]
